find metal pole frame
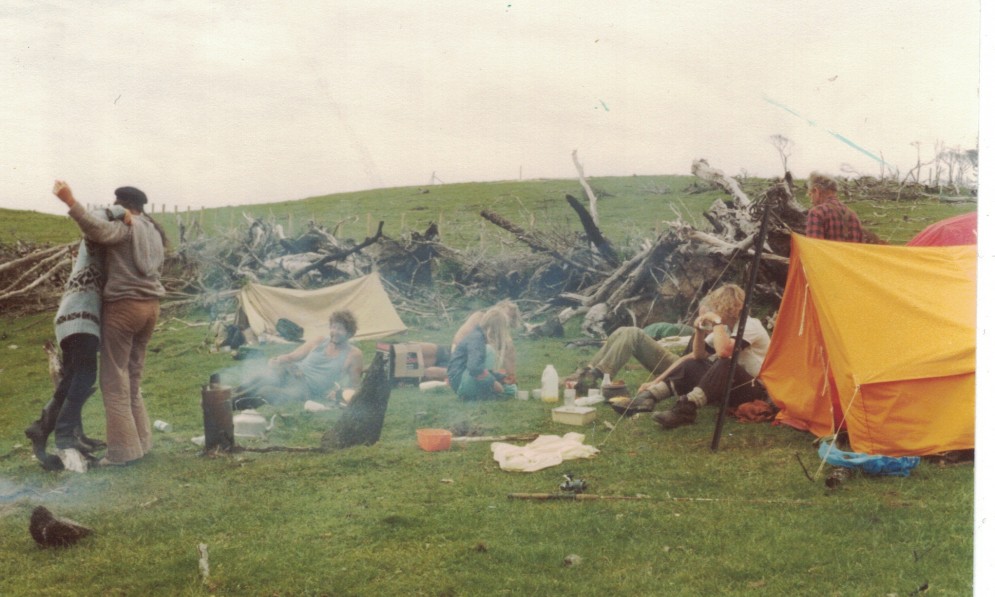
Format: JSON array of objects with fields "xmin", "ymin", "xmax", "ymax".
[{"xmin": 709, "ymin": 196, "xmax": 775, "ymax": 452}]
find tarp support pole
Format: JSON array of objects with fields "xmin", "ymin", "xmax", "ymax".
[{"xmin": 710, "ymin": 192, "xmax": 775, "ymax": 451}]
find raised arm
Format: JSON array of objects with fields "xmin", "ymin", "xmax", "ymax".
[{"xmin": 54, "ymin": 181, "xmax": 133, "ymax": 244}]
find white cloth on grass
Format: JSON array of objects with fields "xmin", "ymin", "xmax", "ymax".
[{"xmin": 490, "ymin": 433, "xmax": 599, "ymax": 472}]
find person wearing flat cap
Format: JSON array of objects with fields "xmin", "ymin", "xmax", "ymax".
[{"xmin": 52, "ymin": 180, "xmax": 168, "ymax": 467}]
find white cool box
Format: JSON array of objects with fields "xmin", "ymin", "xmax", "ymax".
[{"xmin": 551, "ymin": 405, "xmax": 597, "ymax": 426}]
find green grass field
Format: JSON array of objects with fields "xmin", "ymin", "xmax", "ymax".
[{"xmin": 0, "ymin": 176, "xmax": 975, "ymax": 595}]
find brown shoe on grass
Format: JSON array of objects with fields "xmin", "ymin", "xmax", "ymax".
[
  {"xmin": 608, "ymin": 391, "xmax": 657, "ymax": 416},
  {"xmin": 652, "ymin": 397, "xmax": 698, "ymax": 429}
]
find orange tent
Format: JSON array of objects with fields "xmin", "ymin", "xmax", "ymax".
[{"xmin": 759, "ymin": 234, "xmax": 976, "ymax": 456}]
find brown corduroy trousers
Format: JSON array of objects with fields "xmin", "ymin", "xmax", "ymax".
[{"xmin": 100, "ymin": 299, "xmax": 159, "ymax": 463}]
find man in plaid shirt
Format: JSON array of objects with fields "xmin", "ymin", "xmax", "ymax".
[{"xmin": 805, "ymin": 173, "xmax": 868, "ymax": 242}]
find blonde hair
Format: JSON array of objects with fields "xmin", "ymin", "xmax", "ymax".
[
  {"xmin": 490, "ymin": 299, "xmax": 521, "ymax": 329},
  {"xmin": 704, "ymin": 284, "xmax": 745, "ymax": 324},
  {"xmin": 478, "ymin": 309, "xmax": 512, "ymax": 369}
]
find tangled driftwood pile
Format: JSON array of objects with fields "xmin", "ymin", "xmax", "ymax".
[
  {"xmin": 0, "ymin": 241, "xmax": 76, "ymax": 316},
  {"xmin": 529, "ymin": 160, "xmax": 807, "ymax": 335},
  {"xmin": 2, "ymin": 161, "xmax": 813, "ymax": 333}
]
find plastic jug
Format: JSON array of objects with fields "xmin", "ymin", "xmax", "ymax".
[{"xmin": 541, "ymin": 364, "xmax": 559, "ymax": 403}]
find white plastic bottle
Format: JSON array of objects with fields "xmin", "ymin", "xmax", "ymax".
[{"xmin": 541, "ymin": 364, "xmax": 559, "ymax": 403}]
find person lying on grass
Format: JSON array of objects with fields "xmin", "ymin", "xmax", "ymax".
[{"xmin": 233, "ymin": 310, "xmax": 363, "ymax": 408}]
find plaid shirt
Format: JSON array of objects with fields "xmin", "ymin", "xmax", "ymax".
[{"xmin": 805, "ymin": 198, "xmax": 867, "ymax": 242}]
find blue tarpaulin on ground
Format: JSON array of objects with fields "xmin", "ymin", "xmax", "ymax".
[{"xmin": 818, "ymin": 441, "xmax": 920, "ymax": 476}]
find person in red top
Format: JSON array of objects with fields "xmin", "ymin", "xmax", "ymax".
[{"xmin": 805, "ymin": 173, "xmax": 868, "ymax": 242}]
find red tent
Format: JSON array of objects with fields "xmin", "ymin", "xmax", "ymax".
[{"xmin": 907, "ymin": 212, "xmax": 977, "ymax": 247}]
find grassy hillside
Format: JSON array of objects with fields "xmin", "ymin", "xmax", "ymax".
[
  {"xmin": 4, "ymin": 175, "xmax": 973, "ymax": 251},
  {"xmin": 0, "ymin": 176, "xmax": 975, "ymax": 595},
  {"xmin": 0, "ymin": 208, "xmax": 81, "ymax": 246}
]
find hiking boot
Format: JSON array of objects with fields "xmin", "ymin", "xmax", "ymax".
[
  {"xmin": 24, "ymin": 421, "xmax": 49, "ymax": 461},
  {"xmin": 78, "ymin": 434, "xmax": 106, "ymax": 451},
  {"xmin": 608, "ymin": 391, "xmax": 657, "ymax": 416},
  {"xmin": 25, "ymin": 421, "xmax": 65, "ymax": 471},
  {"xmin": 652, "ymin": 397, "xmax": 698, "ymax": 430},
  {"xmin": 54, "ymin": 435, "xmax": 95, "ymax": 459},
  {"xmin": 74, "ymin": 426, "xmax": 106, "ymax": 451},
  {"xmin": 567, "ymin": 367, "xmax": 603, "ymax": 397}
]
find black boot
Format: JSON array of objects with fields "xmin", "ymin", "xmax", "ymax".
[
  {"xmin": 25, "ymin": 400, "xmax": 60, "ymax": 464},
  {"xmin": 24, "ymin": 419, "xmax": 65, "ymax": 472},
  {"xmin": 74, "ymin": 425, "xmax": 106, "ymax": 451}
]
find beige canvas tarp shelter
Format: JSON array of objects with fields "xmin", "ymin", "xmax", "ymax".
[{"xmin": 238, "ymin": 272, "xmax": 407, "ymax": 342}]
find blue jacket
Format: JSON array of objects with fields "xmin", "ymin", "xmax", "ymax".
[{"xmin": 446, "ymin": 326, "xmax": 490, "ymax": 389}]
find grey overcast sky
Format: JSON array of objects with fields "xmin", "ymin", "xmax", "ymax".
[{"xmin": 0, "ymin": 1, "xmax": 982, "ymax": 214}]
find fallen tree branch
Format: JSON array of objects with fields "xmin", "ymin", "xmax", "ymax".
[
  {"xmin": 0, "ymin": 246, "xmax": 70, "ymax": 295},
  {"xmin": 565, "ymin": 194, "xmax": 619, "ymax": 266},
  {"xmin": 452, "ymin": 433, "xmax": 540, "ymax": 443},
  {"xmin": 291, "ymin": 221, "xmax": 385, "ymax": 280},
  {"xmin": 684, "ymin": 229, "xmax": 789, "ymax": 264},
  {"xmin": 692, "ymin": 158, "xmax": 752, "ymax": 209},
  {"xmin": 0, "ymin": 256, "xmax": 71, "ymax": 302},
  {"xmin": 235, "ymin": 445, "xmax": 324, "ymax": 453},
  {"xmin": 0, "ymin": 243, "xmax": 74, "ymax": 275},
  {"xmin": 480, "ymin": 209, "xmax": 607, "ymax": 276},
  {"xmin": 571, "ymin": 149, "xmax": 599, "ymax": 225}
]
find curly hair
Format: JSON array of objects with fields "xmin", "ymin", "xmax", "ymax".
[
  {"xmin": 703, "ymin": 284, "xmax": 745, "ymax": 324},
  {"xmin": 329, "ymin": 310, "xmax": 358, "ymax": 338},
  {"xmin": 808, "ymin": 172, "xmax": 838, "ymax": 194}
]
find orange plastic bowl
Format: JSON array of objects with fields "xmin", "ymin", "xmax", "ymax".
[{"xmin": 416, "ymin": 428, "xmax": 452, "ymax": 452}]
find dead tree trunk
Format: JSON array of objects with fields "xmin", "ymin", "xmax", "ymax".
[
  {"xmin": 320, "ymin": 351, "xmax": 391, "ymax": 450},
  {"xmin": 480, "ymin": 209, "xmax": 606, "ymax": 275},
  {"xmin": 572, "ymin": 149, "xmax": 599, "ymax": 225},
  {"xmin": 565, "ymin": 194, "xmax": 619, "ymax": 267},
  {"xmin": 291, "ymin": 221, "xmax": 385, "ymax": 280}
]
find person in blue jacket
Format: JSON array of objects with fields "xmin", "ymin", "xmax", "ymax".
[{"xmin": 446, "ymin": 309, "xmax": 516, "ymax": 400}]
